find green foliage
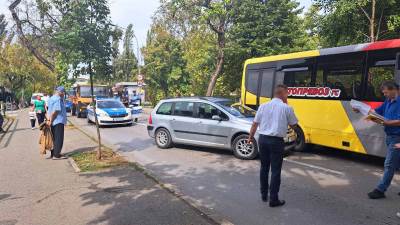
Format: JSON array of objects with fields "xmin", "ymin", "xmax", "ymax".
[
  {"xmin": 54, "ymin": 0, "xmax": 114, "ymax": 80},
  {"xmin": 113, "ymin": 24, "xmax": 138, "ymax": 82},
  {"xmin": 142, "ymin": 23, "xmax": 190, "ymax": 104},
  {"xmin": 0, "ymin": 43, "xmax": 56, "ymax": 98},
  {"xmin": 223, "ymin": 0, "xmax": 313, "ymax": 95},
  {"xmin": 0, "ymin": 14, "xmax": 7, "ymax": 38},
  {"xmin": 143, "ymin": 0, "xmax": 317, "ymax": 101},
  {"xmin": 182, "ymin": 28, "xmax": 217, "ymax": 96},
  {"xmin": 315, "ymin": 0, "xmax": 400, "ymax": 47}
]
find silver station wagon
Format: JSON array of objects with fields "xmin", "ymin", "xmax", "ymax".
[{"xmin": 147, "ymin": 97, "xmax": 297, "ymax": 160}]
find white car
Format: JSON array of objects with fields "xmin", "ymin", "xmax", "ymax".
[
  {"xmin": 87, "ymin": 99, "xmax": 133, "ymax": 126},
  {"xmin": 130, "ymin": 105, "xmax": 143, "ymax": 122}
]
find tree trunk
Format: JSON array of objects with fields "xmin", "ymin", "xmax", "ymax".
[
  {"xmin": 370, "ymin": 0, "xmax": 376, "ymax": 42},
  {"xmin": 206, "ymin": 32, "xmax": 225, "ymax": 96},
  {"xmin": 89, "ymin": 62, "xmax": 102, "ymax": 160},
  {"xmin": 9, "ymin": 0, "xmax": 55, "ymax": 72}
]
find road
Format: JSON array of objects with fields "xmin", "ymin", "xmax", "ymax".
[{"xmin": 69, "ymin": 114, "xmax": 400, "ymax": 225}]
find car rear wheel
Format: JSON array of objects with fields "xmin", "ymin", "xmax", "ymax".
[
  {"xmin": 232, "ymin": 134, "xmax": 258, "ymax": 160},
  {"xmin": 155, "ymin": 128, "xmax": 173, "ymax": 149}
]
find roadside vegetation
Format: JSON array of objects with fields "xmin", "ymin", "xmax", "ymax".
[
  {"xmin": 0, "ymin": 0, "xmax": 399, "ymax": 104},
  {"xmin": 70, "ymin": 148, "xmax": 128, "ymax": 172}
]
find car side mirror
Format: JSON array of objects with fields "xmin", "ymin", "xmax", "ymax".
[{"xmin": 212, "ymin": 115, "xmax": 222, "ymax": 121}]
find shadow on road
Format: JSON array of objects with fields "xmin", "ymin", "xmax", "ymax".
[{"xmin": 78, "ymin": 167, "xmax": 214, "ymax": 225}]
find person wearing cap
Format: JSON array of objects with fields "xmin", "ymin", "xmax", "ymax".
[{"xmin": 46, "ymin": 86, "xmax": 67, "ymax": 160}]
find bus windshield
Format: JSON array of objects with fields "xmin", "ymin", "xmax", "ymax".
[
  {"xmin": 80, "ymin": 86, "xmax": 109, "ymax": 98},
  {"xmin": 216, "ymin": 101, "xmax": 255, "ymax": 118}
]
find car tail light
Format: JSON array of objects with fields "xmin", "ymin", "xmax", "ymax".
[{"xmin": 148, "ymin": 114, "xmax": 153, "ymax": 125}]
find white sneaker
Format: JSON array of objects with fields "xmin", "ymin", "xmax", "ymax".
[
  {"xmin": 397, "ymin": 212, "xmax": 400, "ymax": 218},
  {"xmin": 31, "ymin": 127, "xmax": 35, "ymax": 130}
]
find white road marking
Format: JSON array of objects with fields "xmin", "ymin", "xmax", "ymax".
[{"xmin": 284, "ymin": 158, "xmax": 345, "ymax": 176}]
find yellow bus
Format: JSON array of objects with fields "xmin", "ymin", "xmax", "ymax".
[{"xmin": 241, "ymin": 39, "xmax": 400, "ymax": 157}]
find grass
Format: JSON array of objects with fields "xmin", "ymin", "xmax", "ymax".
[{"xmin": 70, "ymin": 148, "xmax": 129, "ymax": 172}]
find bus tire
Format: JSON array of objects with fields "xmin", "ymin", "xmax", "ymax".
[{"xmin": 293, "ymin": 126, "xmax": 307, "ymax": 152}]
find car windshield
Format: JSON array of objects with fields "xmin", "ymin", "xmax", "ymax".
[
  {"xmin": 97, "ymin": 101, "xmax": 124, "ymax": 109},
  {"xmin": 215, "ymin": 101, "xmax": 255, "ymax": 118}
]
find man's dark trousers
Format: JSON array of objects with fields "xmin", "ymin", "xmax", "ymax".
[
  {"xmin": 259, "ymin": 135, "xmax": 285, "ymax": 202},
  {"xmin": 51, "ymin": 124, "xmax": 64, "ymax": 158}
]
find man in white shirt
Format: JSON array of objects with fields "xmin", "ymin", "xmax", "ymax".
[{"xmin": 248, "ymin": 84, "xmax": 298, "ymax": 207}]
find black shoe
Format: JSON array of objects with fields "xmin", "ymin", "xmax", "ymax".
[
  {"xmin": 269, "ymin": 200, "xmax": 285, "ymax": 207},
  {"xmin": 368, "ymin": 189, "xmax": 385, "ymax": 199},
  {"xmin": 261, "ymin": 195, "xmax": 268, "ymax": 202}
]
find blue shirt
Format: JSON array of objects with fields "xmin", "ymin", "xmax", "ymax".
[
  {"xmin": 375, "ymin": 96, "xmax": 400, "ymax": 135},
  {"xmin": 47, "ymin": 95, "xmax": 67, "ymax": 126}
]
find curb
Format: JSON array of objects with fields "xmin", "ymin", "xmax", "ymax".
[
  {"xmin": 68, "ymin": 118, "xmax": 234, "ymax": 225},
  {"xmin": 68, "ymin": 157, "xmax": 81, "ymax": 173}
]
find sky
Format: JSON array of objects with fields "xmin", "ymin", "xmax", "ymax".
[{"xmin": 0, "ymin": 0, "xmax": 312, "ymax": 53}]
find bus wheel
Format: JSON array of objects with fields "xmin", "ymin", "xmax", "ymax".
[{"xmin": 293, "ymin": 126, "xmax": 307, "ymax": 152}]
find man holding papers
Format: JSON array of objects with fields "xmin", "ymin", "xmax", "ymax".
[{"xmin": 353, "ymin": 81, "xmax": 400, "ymax": 199}]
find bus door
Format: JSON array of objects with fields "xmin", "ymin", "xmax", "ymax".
[{"xmin": 245, "ymin": 68, "xmax": 275, "ymax": 108}]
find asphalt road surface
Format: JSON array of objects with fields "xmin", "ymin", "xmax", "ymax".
[{"xmin": 69, "ymin": 114, "xmax": 400, "ymax": 225}]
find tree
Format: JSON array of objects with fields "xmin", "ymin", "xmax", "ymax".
[
  {"xmin": 115, "ymin": 24, "xmax": 138, "ymax": 82},
  {"xmin": 142, "ymin": 23, "xmax": 189, "ymax": 104},
  {"xmin": 182, "ymin": 27, "xmax": 217, "ymax": 96},
  {"xmin": 222, "ymin": 0, "xmax": 312, "ymax": 94},
  {"xmin": 166, "ymin": 0, "xmax": 234, "ymax": 96},
  {"xmin": 9, "ymin": 0, "xmax": 62, "ymax": 72},
  {"xmin": 111, "ymin": 26, "xmax": 123, "ymax": 82},
  {"xmin": 55, "ymin": 0, "xmax": 114, "ymax": 160},
  {"xmin": 315, "ymin": 0, "xmax": 400, "ymax": 47},
  {"xmin": 0, "ymin": 14, "xmax": 7, "ymax": 38},
  {"xmin": 0, "ymin": 43, "xmax": 56, "ymax": 101}
]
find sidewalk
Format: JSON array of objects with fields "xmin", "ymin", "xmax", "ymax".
[{"xmin": 0, "ymin": 110, "xmax": 215, "ymax": 225}]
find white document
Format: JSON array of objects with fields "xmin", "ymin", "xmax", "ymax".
[{"xmin": 350, "ymin": 99, "xmax": 371, "ymax": 116}]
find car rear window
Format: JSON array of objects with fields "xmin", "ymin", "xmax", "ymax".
[{"xmin": 157, "ymin": 102, "xmax": 173, "ymax": 115}]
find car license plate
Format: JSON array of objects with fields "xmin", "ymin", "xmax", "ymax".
[{"xmin": 113, "ymin": 118, "xmax": 124, "ymax": 122}]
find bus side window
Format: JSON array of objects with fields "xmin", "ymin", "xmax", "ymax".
[
  {"xmin": 317, "ymin": 53, "xmax": 364, "ymax": 100},
  {"xmin": 367, "ymin": 49, "xmax": 397, "ymax": 102},
  {"xmin": 283, "ymin": 67, "xmax": 312, "ymax": 87},
  {"xmin": 246, "ymin": 70, "xmax": 260, "ymax": 95},
  {"xmin": 260, "ymin": 69, "xmax": 275, "ymax": 97}
]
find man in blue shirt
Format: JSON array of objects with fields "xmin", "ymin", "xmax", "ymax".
[
  {"xmin": 358, "ymin": 81, "xmax": 400, "ymax": 199},
  {"xmin": 47, "ymin": 86, "xmax": 67, "ymax": 160}
]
